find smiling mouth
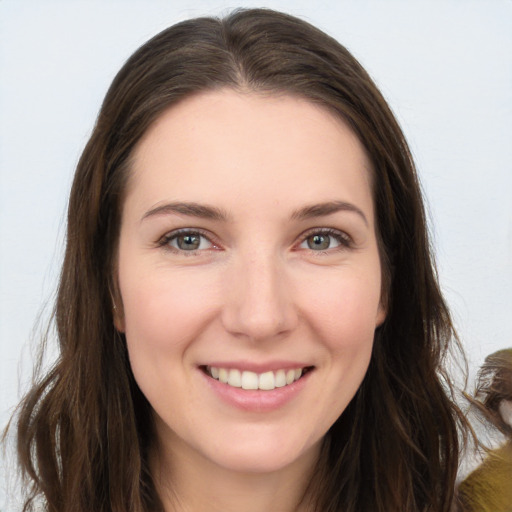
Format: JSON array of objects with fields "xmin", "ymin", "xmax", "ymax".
[{"xmin": 202, "ymin": 366, "xmax": 313, "ymax": 391}]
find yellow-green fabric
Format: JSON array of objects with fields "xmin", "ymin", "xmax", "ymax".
[{"xmin": 458, "ymin": 442, "xmax": 512, "ymax": 512}]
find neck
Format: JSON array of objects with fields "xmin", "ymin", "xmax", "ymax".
[{"xmin": 151, "ymin": 428, "xmax": 321, "ymax": 512}]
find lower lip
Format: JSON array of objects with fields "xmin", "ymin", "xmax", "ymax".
[{"xmin": 200, "ymin": 369, "xmax": 312, "ymax": 412}]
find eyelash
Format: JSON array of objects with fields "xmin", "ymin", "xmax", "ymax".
[
  {"xmin": 157, "ymin": 228, "xmax": 217, "ymax": 255},
  {"xmin": 156, "ymin": 227, "xmax": 353, "ymax": 255},
  {"xmin": 297, "ymin": 228, "xmax": 353, "ymax": 254}
]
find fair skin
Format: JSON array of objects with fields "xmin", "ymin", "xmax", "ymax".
[{"xmin": 115, "ymin": 89, "xmax": 385, "ymax": 512}]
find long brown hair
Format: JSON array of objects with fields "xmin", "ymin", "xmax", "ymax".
[{"xmin": 12, "ymin": 8, "xmax": 469, "ymax": 511}]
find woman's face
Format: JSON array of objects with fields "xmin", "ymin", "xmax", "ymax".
[{"xmin": 115, "ymin": 89, "xmax": 385, "ymax": 474}]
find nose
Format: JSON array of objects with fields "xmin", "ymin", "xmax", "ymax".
[{"xmin": 221, "ymin": 251, "xmax": 298, "ymax": 342}]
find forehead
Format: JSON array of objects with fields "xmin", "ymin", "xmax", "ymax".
[{"xmin": 126, "ymin": 89, "xmax": 374, "ymax": 220}]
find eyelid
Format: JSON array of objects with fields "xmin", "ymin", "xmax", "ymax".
[
  {"xmin": 157, "ymin": 228, "xmax": 220, "ymax": 253},
  {"xmin": 296, "ymin": 227, "xmax": 353, "ymax": 251},
  {"xmin": 155, "ymin": 226, "xmax": 353, "ymax": 254}
]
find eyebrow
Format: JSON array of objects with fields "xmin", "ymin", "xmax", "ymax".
[
  {"xmin": 142, "ymin": 202, "xmax": 229, "ymax": 222},
  {"xmin": 290, "ymin": 201, "xmax": 369, "ymax": 226},
  {"xmin": 141, "ymin": 200, "xmax": 368, "ymax": 226}
]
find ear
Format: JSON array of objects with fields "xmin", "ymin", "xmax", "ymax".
[
  {"xmin": 113, "ymin": 301, "xmax": 125, "ymax": 332},
  {"xmin": 110, "ymin": 279, "xmax": 125, "ymax": 332},
  {"xmin": 376, "ymin": 270, "xmax": 390, "ymax": 328},
  {"xmin": 375, "ymin": 302, "xmax": 387, "ymax": 328}
]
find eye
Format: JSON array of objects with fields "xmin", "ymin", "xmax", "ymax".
[
  {"xmin": 160, "ymin": 230, "xmax": 214, "ymax": 252},
  {"xmin": 298, "ymin": 229, "xmax": 351, "ymax": 252}
]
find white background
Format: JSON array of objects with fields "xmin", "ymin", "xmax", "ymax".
[{"xmin": 1, "ymin": 0, "xmax": 511, "ymax": 504}]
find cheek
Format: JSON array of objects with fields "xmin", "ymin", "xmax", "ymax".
[
  {"xmin": 302, "ymin": 269, "xmax": 382, "ymax": 344},
  {"xmin": 119, "ymin": 268, "xmax": 220, "ymax": 364},
  {"xmin": 119, "ymin": 270, "xmax": 221, "ymax": 415},
  {"xmin": 300, "ymin": 269, "xmax": 380, "ymax": 393}
]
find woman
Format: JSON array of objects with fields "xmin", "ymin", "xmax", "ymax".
[{"xmin": 12, "ymin": 8, "xmax": 470, "ymax": 512}]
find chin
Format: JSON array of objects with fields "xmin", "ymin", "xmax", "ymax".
[{"xmin": 201, "ymin": 433, "xmax": 321, "ymax": 475}]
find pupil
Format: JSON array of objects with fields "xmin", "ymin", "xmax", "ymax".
[
  {"xmin": 308, "ymin": 235, "xmax": 329, "ymax": 250},
  {"xmin": 178, "ymin": 234, "xmax": 200, "ymax": 250}
]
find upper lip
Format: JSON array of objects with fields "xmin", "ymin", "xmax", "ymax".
[{"xmin": 199, "ymin": 360, "xmax": 313, "ymax": 373}]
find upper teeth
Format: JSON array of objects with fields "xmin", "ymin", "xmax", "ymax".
[{"xmin": 207, "ymin": 366, "xmax": 303, "ymax": 390}]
